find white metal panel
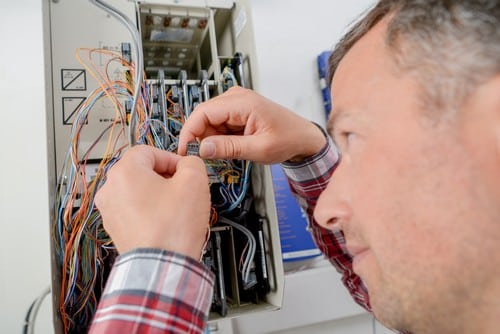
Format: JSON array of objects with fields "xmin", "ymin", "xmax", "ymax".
[
  {"xmin": 231, "ymin": 265, "xmax": 368, "ymax": 333},
  {"xmin": 48, "ymin": 0, "xmax": 136, "ymax": 172},
  {"xmin": 272, "ymin": 314, "xmax": 374, "ymax": 334}
]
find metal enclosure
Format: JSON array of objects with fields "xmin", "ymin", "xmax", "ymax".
[{"xmin": 43, "ymin": 0, "xmax": 284, "ymax": 332}]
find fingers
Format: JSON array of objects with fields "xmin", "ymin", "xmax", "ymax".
[
  {"xmin": 199, "ymin": 135, "xmax": 268, "ymax": 161},
  {"xmin": 174, "ymin": 155, "xmax": 209, "ymax": 185},
  {"xmin": 109, "ymin": 146, "xmax": 205, "ymax": 184},
  {"xmin": 126, "ymin": 145, "xmax": 181, "ymax": 175},
  {"xmin": 95, "ymin": 148, "xmax": 211, "ymax": 257},
  {"xmin": 178, "ymin": 87, "xmax": 251, "ymax": 155},
  {"xmin": 178, "ymin": 112, "xmax": 210, "ymax": 155}
]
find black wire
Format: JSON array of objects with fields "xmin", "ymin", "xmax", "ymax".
[
  {"xmin": 22, "ymin": 298, "xmax": 37, "ymax": 334},
  {"xmin": 22, "ymin": 287, "xmax": 51, "ymax": 334}
]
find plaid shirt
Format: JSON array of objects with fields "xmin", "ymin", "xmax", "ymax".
[
  {"xmin": 89, "ymin": 136, "xmax": 371, "ymax": 333},
  {"xmin": 89, "ymin": 249, "xmax": 214, "ymax": 334}
]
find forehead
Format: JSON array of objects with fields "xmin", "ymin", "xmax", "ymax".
[
  {"xmin": 332, "ymin": 20, "xmax": 392, "ymax": 99},
  {"xmin": 327, "ymin": 20, "xmax": 405, "ymax": 131}
]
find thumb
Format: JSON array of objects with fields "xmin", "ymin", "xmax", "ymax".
[
  {"xmin": 174, "ymin": 155, "xmax": 209, "ymax": 184},
  {"xmin": 200, "ymin": 135, "xmax": 253, "ymax": 160}
]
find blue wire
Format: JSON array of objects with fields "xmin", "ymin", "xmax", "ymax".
[{"xmin": 221, "ymin": 161, "xmax": 252, "ymax": 213}]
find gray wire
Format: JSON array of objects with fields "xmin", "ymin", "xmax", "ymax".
[
  {"xmin": 88, "ymin": 0, "xmax": 144, "ymax": 146},
  {"xmin": 218, "ymin": 217, "xmax": 256, "ymax": 287},
  {"xmin": 23, "ymin": 286, "xmax": 51, "ymax": 334}
]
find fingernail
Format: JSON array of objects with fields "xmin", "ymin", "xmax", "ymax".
[{"xmin": 201, "ymin": 141, "xmax": 216, "ymax": 158}]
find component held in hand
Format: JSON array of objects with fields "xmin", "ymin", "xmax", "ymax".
[{"xmin": 186, "ymin": 141, "xmax": 200, "ymax": 156}]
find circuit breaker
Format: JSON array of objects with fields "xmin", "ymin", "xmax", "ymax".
[{"xmin": 43, "ymin": 0, "xmax": 284, "ymax": 332}]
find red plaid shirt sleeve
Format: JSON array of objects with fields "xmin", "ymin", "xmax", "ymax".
[
  {"xmin": 89, "ymin": 248, "xmax": 214, "ymax": 334},
  {"xmin": 281, "ymin": 134, "xmax": 372, "ymax": 312}
]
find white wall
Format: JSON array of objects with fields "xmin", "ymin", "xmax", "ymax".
[
  {"xmin": 250, "ymin": 0, "xmax": 374, "ymax": 126},
  {"xmin": 0, "ymin": 1, "xmax": 53, "ymax": 333},
  {"xmin": 0, "ymin": 1, "xmax": 385, "ymax": 334}
]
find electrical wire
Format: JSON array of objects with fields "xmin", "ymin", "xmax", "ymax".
[
  {"xmin": 88, "ymin": 0, "xmax": 144, "ymax": 146},
  {"xmin": 23, "ymin": 286, "xmax": 51, "ymax": 334},
  {"xmin": 54, "ymin": 48, "xmax": 131, "ymax": 332},
  {"xmin": 218, "ymin": 217, "xmax": 256, "ymax": 288},
  {"xmin": 221, "ymin": 160, "xmax": 252, "ymax": 213}
]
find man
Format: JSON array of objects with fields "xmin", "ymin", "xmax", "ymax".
[{"xmin": 91, "ymin": 1, "xmax": 500, "ymax": 333}]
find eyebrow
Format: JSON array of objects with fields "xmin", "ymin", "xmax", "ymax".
[
  {"xmin": 327, "ymin": 107, "xmax": 364, "ymax": 139},
  {"xmin": 326, "ymin": 107, "xmax": 344, "ymax": 136}
]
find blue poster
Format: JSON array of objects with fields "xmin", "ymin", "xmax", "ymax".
[{"xmin": 271, "ymin": 165, "xmax": 322, "ymax": 262}]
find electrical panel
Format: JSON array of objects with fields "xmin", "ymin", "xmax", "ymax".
[{"xmin": 44, "ymin": 0, "xmax": 284, "ymax": 333}]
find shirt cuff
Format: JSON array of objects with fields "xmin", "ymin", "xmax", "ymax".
[
  {"xmin": 281, "ymin": 126, "xmax": 340, "ymax": 182},
  {"xmin": 105, "ymin": 248, "xmax": 215, "ymax": 295},
  {"xmin": 92, "ymin": 248, "xmax": 215, "ymax": 333}
]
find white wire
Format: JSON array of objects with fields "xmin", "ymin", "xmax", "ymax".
[{"xmin": 218, "ymin": 217, "xmax": 256, "ymax": 287}]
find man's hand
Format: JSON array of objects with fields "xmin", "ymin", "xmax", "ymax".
[
  {"xmin": 95, "ymin": 145, "xmax": 210, "ymax": 260},
  {"xmin": 178, "ymin": 87, "xmax": 326, "ymax": 163}
]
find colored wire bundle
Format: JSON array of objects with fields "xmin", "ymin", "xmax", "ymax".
[{"xmin": 53, "ymin": 48, "xmax": 134, "ymax": 333}]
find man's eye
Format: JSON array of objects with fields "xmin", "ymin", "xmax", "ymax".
[
  {"xmin": 336, "ymin": 131, "xmax": 355, "ymax": 148},
  {"xmin": 331, "ymin": 130, "xmax": 356, "ymax": 152},
  {"xmin": 343, "ymin": 132, "xmax": 356, "ymax": 146}
]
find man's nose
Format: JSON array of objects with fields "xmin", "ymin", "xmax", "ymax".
[{"xmin": 313, "ymin": 160, "xmax": 352, "ymax": 232}]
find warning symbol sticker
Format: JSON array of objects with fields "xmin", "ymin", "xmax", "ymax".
[
  {"xmin": 61, "ymin": 69, "xmax": 86, "ymax": 91},
  {"xmin": 62, "ymin": 97, "xmax": 86, "ymax": 125}
]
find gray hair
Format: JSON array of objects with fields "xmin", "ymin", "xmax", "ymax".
[{"xmin": 328, "ymin": 0, "xmax": 500, "ymax": 111}]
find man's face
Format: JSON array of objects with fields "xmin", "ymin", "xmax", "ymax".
[{"xmin": 314, "ymin": 21, "xmax": 500, "ymax": 333}]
